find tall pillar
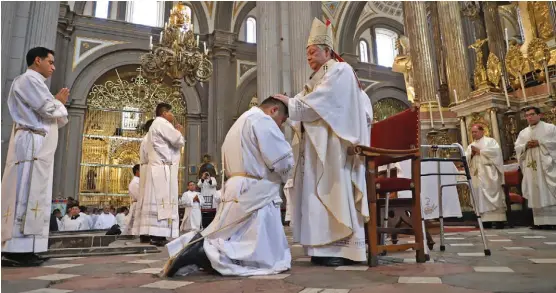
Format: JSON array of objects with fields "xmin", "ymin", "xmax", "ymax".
[
  {"xmin": 459, "ymin": 117, "xmax": 469, "ymax": 150},
  {"xmin": 257, "ymin": 1, "xmax": 281, "ymax": 101},
  {"xmin": 428, "ymin": 2, "xmax": 447, "ymax": 88},
  {"xmin": 437, "ymin": 2, "xmax": 472, "ymax": 103},
  {"xmin": 549, "ymin": 2, "xmax": 556, "ymax": 34},
  {"xmin": 402, "ymin": 2, "xmax": 436, "ymax": 103},
  {"xmin": 483, "ymin": 2, "xmax": 508, "ymax": 80},
  {"xmin": 489, "ymin": 108, "xmax": 502, "ymax": 145},
  {"xmin": 23, "ymin": 1, "xmax": 60, "ymax": 76}
]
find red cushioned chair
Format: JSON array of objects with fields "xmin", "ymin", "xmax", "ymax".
[
  {"xmin": 503, "ymin": 169, "xmax": 531, "ymax": 227},
  {"xmin": 350, "ymin": 106, "xmax": 426, "ymax": 266}
]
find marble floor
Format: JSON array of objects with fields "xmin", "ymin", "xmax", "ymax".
[{"xmin": 2, "ymin": 227, "xmax": 556, "ymax": 293}]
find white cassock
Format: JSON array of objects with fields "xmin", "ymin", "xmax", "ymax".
[
  {"xmin": 515, "ymin": 121, "xmax": 556, "ymax": 225},
  {"xmin": 132, "ymin": 136, "xmax": 149, "ymax": 236},
  {"xmin": 61, "ymin": 215, "xmax": 90, "ymax": 231},
  {"xmin": 116, "ymin": 213, "xmax": 127, "ymax": 231},
  {"xmin": 138, "ymin": 117, "xmax": 184, "ymax": 238},
  {"xmin": 213, "ymin": 190, "xmax": 222, "ymax": 210},
  {"xmin": 465, "ymin": 136, "xmax": 506, "ymax": 222},
  {"xmin": 1, "ymin": 69, "xmax": 68, "ymax": 253},
  {"xmin": 94, "ymin": 213, "xmax": 116, "ymax": 229},
  {"xmin": 287, "ymin": 59, "xmax": 371, "ymax": 262},
  {"xmin": 79, "ymin": 212, "xmax": 94, "ymax": 229},
  {"xmin": 179, "ymin": 191, "xmax": 204, "ymax": 232},
  {"xmin": 167, "ymin": 106, "xmax": 294, "ymax": 276},
  {"xmin": 124, "ymin": 176, "xmax": 140, "ymax": 235},
  {"xmin": 198, "ymin": 177, "xmax": 217, "ymax": 208}
]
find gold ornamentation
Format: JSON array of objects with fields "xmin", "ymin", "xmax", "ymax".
[
  {"xmin": 249, "ymin": 96, "xmax": 258, "ymax": 108},
  {"xmin": 456, "ymin": 185, "xmax": 474, "ymax": 212},
  {"xmin": 468, "ymin": 112, "xmax": 491, "ymax": 139},
  {"xmin": 503, "ymin": 110, "xmax": 519, "ymax": 160},
  {"xmin": 461, "ymin": 1, "xmax": 480, "ymax": 19},
  {"xmin": 30, "ymin": 201, "xmax": 41, "ymax": 219},
  {"xmin": 3, "ymin": 206, "xmax": 12, "ymax": 223},
  {"xmin": 527, "ymin": 38, "xmax": 550, "ymax": 71},
  {"xmin": 393, "ymin": 36, "xmax": 414, "ymax": 102},
  {"xmin": 373, "ymin": 98, "xmax": 409, "ymax": 122},
  {"xmin": 486, "ymin": 52, "xmax": 502, "ymax": 89},
  {"xmin": 469, "ymin": 39, "xmax": 489, "ymax": 90},
  {"xmin": 505, "ymin": 45, "xmax": 525, "ymax": 80},
  {"xmin": 527, "ymin": 159, "xmax": 537, "ymax": 171},
  {"xmin": 529, "ymin": 2, "xmax": 554, "ymax": 41}
]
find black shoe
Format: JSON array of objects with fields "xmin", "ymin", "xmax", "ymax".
[
  {"xmin": 139, "ymin": 235, "xmax": 151, "ymax": 243},
  {"xmin": 494, "ymin": 222, "xmax": 505, "ymax": 229},
  {"xmin": 310, "ymin": 256, "xmax": 324, "ymax": 265},
  {"xmin": 1, "ymin": 253, "xmax": 46, "ymax": 267},
  {"xmin": 321, "ymin": 257, "xmax": 355, "ymax": 267},
  {"xmin": 164, "ymin": 233, "xmax": 214, "ymax": 277}
]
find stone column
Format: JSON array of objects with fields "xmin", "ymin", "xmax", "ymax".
[
  {"xmin": 489, "ymin": 108, "xmax": 502, "ymax": 145},
  {"xmin": 257, "ymin": 1, "xmax": 281, "ymax": 101},
  {"xmin": 459, "ymin": 117, "xmax": 469, "ymax": 150},
  {"xmin": 402, "ymin": 2, "xmax": 436, "ymax": 102},
  {"xmin": 437, "ymin": 2, "xmax": 472, "ymax": 103},
  {"xmin": 549, "ymin": 2, "xmax": 556, "ymax": 34},
  {"xmin": 483, "ymin": 2, "xmax": 508, "ymax": 80},
  {"xmin": 22, "ymin": 1, "xmax": 60, "ymax": 75},
  {"xmin": 428, "ymin": 2, "xmax": 447, "ymax": 88}
]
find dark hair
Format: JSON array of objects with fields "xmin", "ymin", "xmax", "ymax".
[
  {"xmin": 52, "ymin": 209, "xmax": 61, "ymax": 215},
  {"xmin": 260, "ymin": 96, "xmax": 289, "ymax": 117},
  {"xmin": 523, "ymin": 106, "xmax": 541, "ymax": 115},
  {"xmin": 79, "ymin": 206, "xmax": 87, "ymax": 213},
  {"xmin": 156, "ymin": 103, "xmax": 172, "ymax": 117},
  {"xmin": 133, "ymin": 164, "xmax": 140, "ymax": 175},
  {"xmin": 143, "ymin": 119, "xmax": 154, "ymax": 132},
  {"xmin": 67, "ymin": 202, "xmax": 79, "ymax": 210},
  {"xmin": 26, "ymin": 47, "xmax": 55, "ymax": 67}
]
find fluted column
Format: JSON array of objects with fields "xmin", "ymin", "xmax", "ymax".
[
  {"xmin": 460, "ymin": 117, "xmax": 469, "ymax": 150},
  {"xmin": 402, "ymin": 2, "xmax": 436, "ymax": 103},
  {"xmin": 483, "ymin": 2, "xmax": 508, "ymax": 80},
  {"xmin": 428, "ymin": 2, "xmax": 447, "ymax": 88},
  {"xmin": 288, "ymin": 1, "xmax": 321, "ymax": 94},
  {"xmin": 550, "ymin": 2, "xmax": 556, "ymax": 34},
  {"xmin": 23, "ymin": 2, "xmax": 59, "ymax": 73},
  {"xmin": 257, "ymin": 1, "xmax": 281, "ymax": 101},
  {"xmin": 489, "ymin": 108, "xmax": 502, "ymax": 145},
  {"xmin": 437, "ymin": 2, "xmax": 472, "ymax": 103}
]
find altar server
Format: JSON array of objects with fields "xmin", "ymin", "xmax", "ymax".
[
  {"xmin": 123, "ymin": 165, "xmax": 140, "ymax": 235},
  {"xmin": 61, "ymin": 204, "xmax": 90, "ymax": 231},
  {"xmin": 94, "ymin": 206, "xmax": 117, "ymax": 229},
  {"xmin": 132, "ymin": 119, "xmax": 153, "ymax": 242},
  {"xmin": 180, "ymin": 181, "xmax": 205, "ymax": 233}
]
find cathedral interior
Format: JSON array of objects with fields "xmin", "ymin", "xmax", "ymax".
[{"xmin": 1, "ymin": 1, "xmax": 555, "ymax": 211}]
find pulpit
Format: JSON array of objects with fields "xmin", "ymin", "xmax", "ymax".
[{"xmin": 351, "ymin": 106, "xmax": 426, "ymax": 266}]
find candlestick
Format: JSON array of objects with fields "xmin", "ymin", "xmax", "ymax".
[
  {"xmin": 453, "ymin": 89, "xmax": 459, "ymax": 103},
  {"xmin": 518, "ymin": 74, "xmax": 527, "ymax": 102},
  {"xmin": 436, "ymin": 94, "xmax": 444, "ymax": 125},
  {"xmin": 501, "ymin": 72, "xmax": 511, "ymax": 108},
  {"xmin": 204, "ymin": 41, "xmax": 207, "ymax": 54},
  {"xmin": 159, "ymin": 32, "xmax": 163, "ymax": 43},
  {"xmin": 428, "ymin": 101, "xmax": 434, "ymax": 128},
  {"xmin": 504, "ymin": 28, "xmax": 509, "ymax": 51},
  {"xmin": 196, "ymin": 35, "xmax": 199, "ymax": 47},
  {"xmin": 544, "ymin": 61, "xmax": 551, "ymax": 95},
  {"xmin": 149, "ymin": 36, "xmax": 153, "ymax": 50}
]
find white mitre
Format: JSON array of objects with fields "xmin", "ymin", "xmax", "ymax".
[{"xmin": 307, "ymin": 18, "xmax": 334, "ymax": 49}]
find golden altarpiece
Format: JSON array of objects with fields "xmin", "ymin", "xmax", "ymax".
[{"xmin": 79, "ymin": 66, "xmax": 188, "ymax": 208}]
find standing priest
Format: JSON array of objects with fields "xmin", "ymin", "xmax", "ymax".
[
  {"xmin": 466, "ymin": 124, "xmax": 506, "ymax": 228},
  {"xmin": 274, "ymin": 18, "xmax": 372, "ymax": 266},
  {"xmin": 2, "ymin": 47, "xmax": 69, "ymax": 267},
  {"xmin": 138, "ymin": 103, "xmax": 184, "ymax": 246},
  {"xmin": 163, "ymin": 97, "xmax": 293, "ymax": 277},
  {"xmin": 515, "ymin": 106, "xmax": 556, "ymax": 229}
]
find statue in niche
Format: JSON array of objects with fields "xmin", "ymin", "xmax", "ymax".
[
  {"xmin": 198, "ymin": 154, "xmax": 217, "ymax": 179},
  {"xmin": 86, "ymin": 168, "xmax": 97, "ymax": 191},
  {"xmin": 249, "ymin": 96, "xmax": 258, "ymax": 108},
  {"xmin": 392, "ymin": 35, "xmax": 415, "ymax": 103}
]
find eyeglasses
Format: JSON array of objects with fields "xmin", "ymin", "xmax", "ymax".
[{"xmin": 524, "ymin": 113, "xmax": 538, "ymax": 117}]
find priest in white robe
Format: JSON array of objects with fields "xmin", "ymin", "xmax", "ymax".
[
  {"xmin": 465, "ymin": 124, "xmax": 506, "ymax": 228},
  {"xmin": 274, "ymin": 18, "xmax": 371, "ymax": 266},
  {"xmin": 1, "ymin": 47, "xmax": 69, "ymax": 267},
  {"xmin": 198, "ymin": 173, "xmax": 218, "ymax": 208},
  {"xmin": 61, "ymin": 204, "xmax": 90, "ymax": 231},
  {"xmin": 515, "ymin": 107, "xmax": 556, "ymax": 229},
  {"xmin": 164, "ymin": 97, "xmax": 293, "ymax": 277},
  {"xmin": 132, "ymin": 119, "xmax": 153, "ymax": 242},
  {"xmin": 180, "ymin": 181, "xmax": 205, "ymax": 233},
  {"xmin": 138, "ymin": 103, "xmax": 184, "ymax": 246},
  {"xmin": 94, "ymin": 206, "xmax": 117, "ymax": 229},
  {"xmin": 124, "ymin": 165, "xmax": 140, "ymax": 235}
]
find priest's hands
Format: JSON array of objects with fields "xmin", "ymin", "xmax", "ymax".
[
  {"xmin": 193, "ymin": 195, "xmax": 199, "ymax": 202},
  {"xmin": 527, "ymin": 140, "xmax": 539, "ymax": 149},
  {"xmin": 273, "ymin": 94, "xmax": 290, "ymax": 105},
  {"xmin": 471, "ymin": 145, "xmax": 480, "ymax": 156},
  {"xmin": 56, "ymin": 88, "xmax": 70, "ymax": 104},
  {"xmin": 175, "ymin": 124, "xmax": 184, "ymax": 133}
]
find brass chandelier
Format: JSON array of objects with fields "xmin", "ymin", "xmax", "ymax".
[{"xmin": 140, "ymin": 2, "xmax": 213, "ymax": 102}]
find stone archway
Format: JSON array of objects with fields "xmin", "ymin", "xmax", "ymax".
[
  {"xmin": 337, "ymin": 1, "xmax": 368, "ymax": 54},
  {"xmin": 233, "ymin": 2, "xmax": 256, "ymax": 35}
]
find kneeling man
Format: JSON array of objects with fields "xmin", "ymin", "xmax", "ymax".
[
  {"xmin": 164, "ymin": 97, "xmax": 293, "ymax": 277},
  {"xmin": 466, "ymin": 124, "xmax": 506, "ymax": 228}
]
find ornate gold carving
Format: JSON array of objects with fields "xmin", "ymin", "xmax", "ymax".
[
  {"xmin": 456, "ymin": 185, "xmax": 474, "ymax": 212},
  {"xmin": 373, "ymin": 98, "xmax": 409, "ymax": 122},
  {"xmin": 527, "ymin": 38, "xmax": 550, "ymax": 71},
  {"xmin": 393, "ymin": 35, "xmax": 414, "ymax": 103},
  {"xmin": 529, "ymin": 1, "xmax": 554, "ymax": 41},
  {"xmin": 505, "ymin": 44, "xmax": 526, "ymax": 89},
  {"xmin": 467, "ymin": 112, "xmax": 491, "ymax": 139},
  {"xmin": 503, "ymin": 109, "xmax": 519, "ymax": 160},
  {"xmin": 486, "ymin": 52, "xmax": 502, "ymax": 89},
  {"xmin": 249, "ymin": 96, "xmax": 258, "ymax": 108},
  {"xmin": 469, "ymin": 39, "xmax": 489, "ymax": 90}
]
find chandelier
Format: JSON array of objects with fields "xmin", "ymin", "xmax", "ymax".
[{"xmin": 140, "ymin": 1, "xmax": 213, "ymax": 102}]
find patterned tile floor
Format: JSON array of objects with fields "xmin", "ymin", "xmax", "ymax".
[{"xmin": 2, "ymin": 227, "xmax": 556, "ymax": 293}]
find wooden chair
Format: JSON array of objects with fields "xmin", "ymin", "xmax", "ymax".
[
  {"xmin": 351, "ymin": 106, "xmax": 426, "ymax": 266},
  {"xmin": 503, "ymin": 169, "xmax": 532, "ymax": 227}
]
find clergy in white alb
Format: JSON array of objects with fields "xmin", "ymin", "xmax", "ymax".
[
  {"xmin": 132, "ymin": 119, "xmax": 153, "ymax": 242},
  {"xmin": 138, "ymin": 103, "xmax": 185, "ymax": 246},
  {"xmin": 180, "ymin": 181, "xmax": 205, "ymax": 233},
  {"xmin": 198, "ymin": 173, "xmax": 218, "ymax": 209},
  {"xmin": 123, "ymin": 165, "xmax": 140, "ymax": 235},
  {"xmin": 1, "ymin": 47, "xmax": 69, "ymax": 267},
  {"xmin": 61, "ymin": 204, "xmax": 90, "ymax": 231},
  {"xmin": 116, "ymin": 207, "xmax": 128, "ymax": 232},
  {"xmin": 274, "ymin": 18, "xmax": 372, "ymax": 266},
  {"xmin": 514, "ymin": 107, "xmax": 556, "ymax": 228},
  {"xmin": 465, "ymin": 124, "xmax": 507, "ymax": 226},
  {"xmin": 164, "ymin": 97, "xmax": 293, "ymax": 277},
  {"xmin": 94, "ymin": 206, "xmax": 117, "ymax": 229}
]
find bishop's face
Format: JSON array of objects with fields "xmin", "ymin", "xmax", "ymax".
[
  {"xmin": 471, "ymin": 126, "xmax": 484, "ymax": 141},
  {"xmin": 306, "ymin": 45, "xmax": 331, "ymax": 72}
]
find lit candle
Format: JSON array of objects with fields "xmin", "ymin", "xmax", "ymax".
[
  {"xmin": 436, "ymin": 94, "xmax": 444, "ymax": 125},
  {"xmin": 149, "ymin": 35, "xmax": 153, "ymax": 50},
  {"xmin": 453, "ymin": 89, "xmax": 459, "ymax": 103},
  {"xmin": 544, "ymin": 61, "xmax": 551, "ymax": 95},
  {"xmin": 196, "ymin": 35, "xmax": 200, "ymax": 47},
  {"xmin": 204, "ymin": 41, "xmax": 207, "ymax": 54},
  {"xmin": 501, "ymin": 72, "xmax": 511, "ymax": 108},
  {"xmin": 159, "ymin": 32, "xmax": 163, "ymax": 43},
  {"xmin": 428, "ymin": 101, "xmax": 434, "ymax": 128},
  {"xmin": 504, "ymin": 28, "xmax": 509, "ymax": 51},
  {"xmin": 518, "ymin": 74, "xmax": 527, "ymax": 102}
]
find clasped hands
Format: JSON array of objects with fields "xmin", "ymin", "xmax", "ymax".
[
  {"xmin": 526, "ymin": 140, "xmax": 539, "ymax": 149},
  {"xmin": 470, "ymin": 145, "xmax": 481, "ymax": 156},
  {"xmin": 55, "ymin": 88, "xmax": 70, "ymax": 104}
]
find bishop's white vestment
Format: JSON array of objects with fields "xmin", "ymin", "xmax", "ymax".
[
  {"xmin": 179, "ymin": 191, "xmax": 204, "ymax": 233},
  {"xmin": 123, "ymin": 176, "xmax": 140, "ymax": 235},
  {"xmin": 1, "ymin": 69, "xmax": 68, "ymax": 253},
  {"xmin": 515, "ymin": 121, "xmax": 556, "ymax": 225},
  {"xmin": 465, "ymin": 136, "xmax": 506, "ymax": 222},
  {"xmin": 138, "ymin": 117, "xmax": 184, "ymax": 238},
  {"xmin": 287, "ymin": 59, "xmax": 371, "ymax": 262},
  {"xmin": 198, "ymin": 177, "xmax": 217, "ymax": 208},
  {"xmin": 167, "ymin": 107, "xmax": 294, "ymax": 276}
]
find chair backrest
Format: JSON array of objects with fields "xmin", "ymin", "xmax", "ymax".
[{"xmin": 371, "ymin": 106, "xmax": 420, "ymax": 166}]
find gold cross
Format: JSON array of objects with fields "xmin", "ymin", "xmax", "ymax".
[
  {"xmin": 30, "ymin": 201, "xmax": 41, "ymax": 219},
  {"xmin": 527, "ymin": 160, "xmax": 537, "ymax": 171},
  {"xmin": 168, "ymin": 218, "xmax": 173, "ymax": 226},
  {"xmin": 3, "ymin": 206, "xmax": 12, "ymax": 223},
  {"xmin": 159, "ymin": 198, "xmax": 165, "ymax": 209}
]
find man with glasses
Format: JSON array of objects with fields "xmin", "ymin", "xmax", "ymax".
[{"xmin": 514, "ymin": 106, "xmax": 556, "ymax": 230}]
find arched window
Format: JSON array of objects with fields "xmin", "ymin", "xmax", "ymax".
[
  {"xmin": 375, "ymin": 28, "xmax": 398, "ymax": 67},
  {"xmin": 246, "ymin": 17, "xmax": 256, "ymax": 44},
  {"xmin": 126, "ymin": 1, "xmax": 164, "ymax": 27},
  {"xmin": 182, "ymin": 5, "xmax": 193, "ymax": 31},
  {"xmin": 359, "ymin": 40, "xmax": 369, "ymax": 63},
  {"xmin": 94, "ymin": 0, "xmax": 110, "ymax": 19}
]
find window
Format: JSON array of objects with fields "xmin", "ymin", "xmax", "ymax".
[
  {"xmin": 375, "ymin": 28, "xmax": 398, "ymax": 67},
  {"xmin": 121, "ymin": 107, "xmax": 141, "ymax": 130},
  {"xmin": 359, "ymin": 40, "xmax": 369, "ymax": 63},
  {"xmin": 127, "ymin": 1, "xmax": 163, "ymax": 27},
  {"xmin": 94, "ymin": 0, "xmax": 110, "ymax": 19},
  {"xmin": 181, "ymin": 5, "xmax": 193, "ymax": 31},
  {"xmin": 246, "ymin": 17, "xmax": 256, "ymax": 44}
]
